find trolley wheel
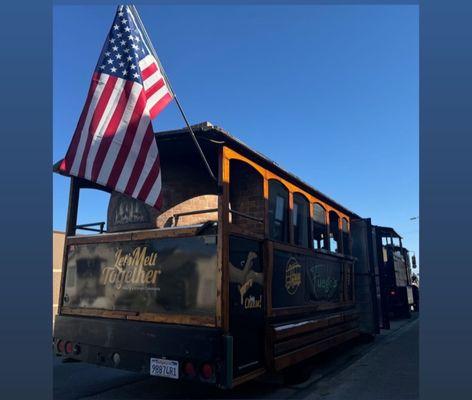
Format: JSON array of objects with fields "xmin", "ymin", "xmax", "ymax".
[{"xmin": 283, "ymin": 363, "xmax": 312, "ymax": 385}]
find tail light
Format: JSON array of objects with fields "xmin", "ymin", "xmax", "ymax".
[
  {"xmin": 65, "ymin": 341, "xmax": 73, "ymax": 354},
  {"xmin": 200, "ymin": 363, "xmax": 214, "ymax": 380},
  {"xmin": 56, "ymin": 340, "xmax": 65, "ymax": 353},
  {"xmin": 183, "ymin": 361, "xmax": 196, "ymax": 378},
  {"xmin": 390, "ymin": 290, "xmax": 396, "ymax": 296}
]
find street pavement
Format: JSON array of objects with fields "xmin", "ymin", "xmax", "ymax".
[{"xmin": 54, "ymin": 314, "xmax": 418, "ymax": 399}]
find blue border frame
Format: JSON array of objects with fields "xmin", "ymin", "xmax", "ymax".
[{"xmin": 4, "ymin": 1, "xmax": 472, "ymax": 398}]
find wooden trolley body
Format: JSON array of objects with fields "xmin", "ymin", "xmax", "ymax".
[{"xmin": 54, "ymin": 123, "xmax": 364, "ymax": 388}]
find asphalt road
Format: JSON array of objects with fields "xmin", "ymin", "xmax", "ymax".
[{"xmin": 54, "ymin": 315, "xmax": 418, "ymax": 399}]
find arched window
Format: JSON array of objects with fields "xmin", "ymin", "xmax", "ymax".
[
  {"xmin": 268, "ymin": 180, "xmax": 289, "ymax": 242},
  {"xmin": 229, "ymin": 160, "xmax": 264, "ymax": 235},
  {"xmin": 342, "ymin": 218, "xmax": 350, "ymax": 255},
  {"xmin": 293, "ymin": 193, "xmax": 309, "ymax": 248},
  {"xmin": 329, "ymin": 211, "xmax": 340, "ymax": 253},
  {"xmin": 313, "ymin": 203, "xmax": 328, "ymax": 250}
]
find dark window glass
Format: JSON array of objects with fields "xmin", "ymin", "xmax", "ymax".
[
  {"xmin": 269, "ymin": 180, "xmax": 289, "ymax": 242},
  {"xmin": 329, "ymin": 211, "xmax": 340, "ymax": 253},
  {"xmin": 293, "ymin": 193, "xmax": 309, "ymax": 247},
  {"xmin": 313, "ymin": 203, "xmax": 328, "ymax": 250},
  {"xmin": 342, "ymin": 218, "xmax": 351, "ymax": 255}
]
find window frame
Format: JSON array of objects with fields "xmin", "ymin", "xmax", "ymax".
[
  {"xmin": 312, "ymin": 202, "xmax": 329, "ymax": 251},
  {"xmin": 268, "ymin": 179, "xmax": 290, "ymax": 243},
  {"xmin": 342, "ymin": 217, "xmax": 351, "ymax": 256},
  {"xmin": 328, "ymin": 210, "xmax": 341, "ymax": 254},
  {"xmin": 292, "ymin": 192, "xmax": 310, "ymax": 248}
]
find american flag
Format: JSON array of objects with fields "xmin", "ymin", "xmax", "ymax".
[{"xmin": 60, "ymin": 5, "xmax": 173, "ymax": 209}]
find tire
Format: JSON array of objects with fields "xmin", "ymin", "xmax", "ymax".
[{"xmin": 283, "ymin": 363, "xmax": 312, "ymax": 385}]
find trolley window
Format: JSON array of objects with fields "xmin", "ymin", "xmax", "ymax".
[
  {"xmin": 293, "ymin": 193, "xmax": 309, "ymax": 248},
  {"xmin": 342, "ymin": 217, "xmax": 350, "ymax": 255},
  {"xmin": 329, "ymin": 211, "xmax": 341, "ymax": 253},
  {"xmin": 269, "ymin": 180, "xmax": 289, "ymax": 242},
  {"xmin": 313, "ymin": 203, "xmax": 328, "ymax": 250}
]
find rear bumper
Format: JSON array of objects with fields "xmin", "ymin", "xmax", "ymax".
[{"xmin": 53, "ymin": 314, "xmax": 232, "ymax": 388}]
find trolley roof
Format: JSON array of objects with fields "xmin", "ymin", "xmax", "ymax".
[{"xmin": 155, "ymin": 121, "xmax": 361, "ymax": 219}]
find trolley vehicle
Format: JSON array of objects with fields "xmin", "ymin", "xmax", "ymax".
[
  {"xmin": 351, "ymin": 221, "xmax": 415, "ymax": 332},
  {"xmin": 53, "ymin": 121, "xmax": 407, "ymax": 388}
]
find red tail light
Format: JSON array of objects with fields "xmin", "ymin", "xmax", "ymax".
[
  {"xmin": 201, "ymin": 363, "xmax": 213, "ymax": 380},
  {"xmin": 57, "ymin": 340, "xmax": 64, "ymax": 353},
  {"xmin": 183, "ymin": 362, "xmax": 196, "ymax": 378},
  {"xmin": 65, "ymin": 341, "xmax": 73, "ymax": 354}
]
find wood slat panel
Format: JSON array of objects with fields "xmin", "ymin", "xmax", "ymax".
[
  {"xmin": 271, "ymin": 310, "xmax": 358, "ymax": 340},
  {"xmin": 273, "ymin": 329, "xmax": 360, "ymax": 371},
  {"xmin": 274, "ymin": 320, "xmax": 359, "ymax": 356}
]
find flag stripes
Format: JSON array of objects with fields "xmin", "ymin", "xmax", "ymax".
[{"xmin": 60, "ymin": 5, "xmax": 172, "ymax": 209}]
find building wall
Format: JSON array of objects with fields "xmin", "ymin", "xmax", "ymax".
[{"xmin": 53, "ymin": 231, "xmax": 65, "ymax": 318}]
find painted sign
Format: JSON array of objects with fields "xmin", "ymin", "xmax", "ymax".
[
  {"xmin": 285, "ymin": 257, "xmax": 302, "ymax": 295},
  {"xmin": 228, "ymin": 236, "xmax": 265, "ymax": 377},
  {"xmin": 63, "ymin": 236, "xmax": 217, "ymax": 317},
  {"xmin": 272, "ymin": 251, "xmax": 305, "ymax": 308},
  {"xmin": 307, "ymin": 263, "xmax": 340, "ymax": 301},
  {"xmin": 107, "ymin": 192, "xmax": 157, "ymax": 232},
  {"xmin": 272, "ymin": 250, "xmax": 347, "ymax": 308}
]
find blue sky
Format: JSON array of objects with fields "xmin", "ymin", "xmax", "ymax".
[{"xmin": 53, "ymin": 5, "xmax": 419, "ymax": 267}]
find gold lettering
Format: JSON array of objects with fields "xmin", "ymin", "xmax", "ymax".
[
  {"xmin": 238, "ymin": 279, "xmax": 253, "ymax": 305},
  {"xmin": 102, "ymin": 246, "xmax": 160, "ymax": 290},
  {"xmin": 145, "ymin": 270, "xmax": 154, "ymax": 283},
  {"xmin": 244, "ymin": 295, "xmax": 262, "ymax": 309}
]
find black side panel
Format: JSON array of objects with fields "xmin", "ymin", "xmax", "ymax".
[
  {"xmin": 228, "ymin": 236, "xmax": 264, "ymax": 378},
  {"xmin": 351, "ymin": 218, "xmax": 380, "ymax": 335}
]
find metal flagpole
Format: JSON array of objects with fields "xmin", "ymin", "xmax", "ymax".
[{"xmin": 129, "ymin": 5, "xmax": 217, "ymax": 182}]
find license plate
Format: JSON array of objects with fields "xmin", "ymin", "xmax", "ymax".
[{"xmin": 150, "ymin": 358, "xmax": 179, "ymax": 379}]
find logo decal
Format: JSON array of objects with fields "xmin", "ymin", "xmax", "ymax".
[
  {"xmin": 285, "ymin": 257, "xmax": 302, "ymax": 295},
  {"xmin": 100, "ymin": 246, "xmax": 161, "ymax": 290},
  {"xmin": 310, "ymin": 264, "xmax": 339, "ymax": 300}
]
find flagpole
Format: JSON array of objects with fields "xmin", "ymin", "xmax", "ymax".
[{"xmin": 129, "ymin": 5, "xmax": 217, "ymax": 183}]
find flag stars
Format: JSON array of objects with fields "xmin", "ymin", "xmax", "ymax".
[{"xmin": 96, "ymin": 8, "xmax": 152, "ymax": 81}]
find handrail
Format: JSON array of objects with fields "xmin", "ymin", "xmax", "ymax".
[
  {"xmin": 229, "ymin": 209, "xmax": 263, "ymax": 223},
  {"xmin": 75, "ymin": 222, "xmax": 106, "ymax": 234},
  {"xmin": 172, "ymin": 208, "xmax": 218, "ymax": 225}
]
